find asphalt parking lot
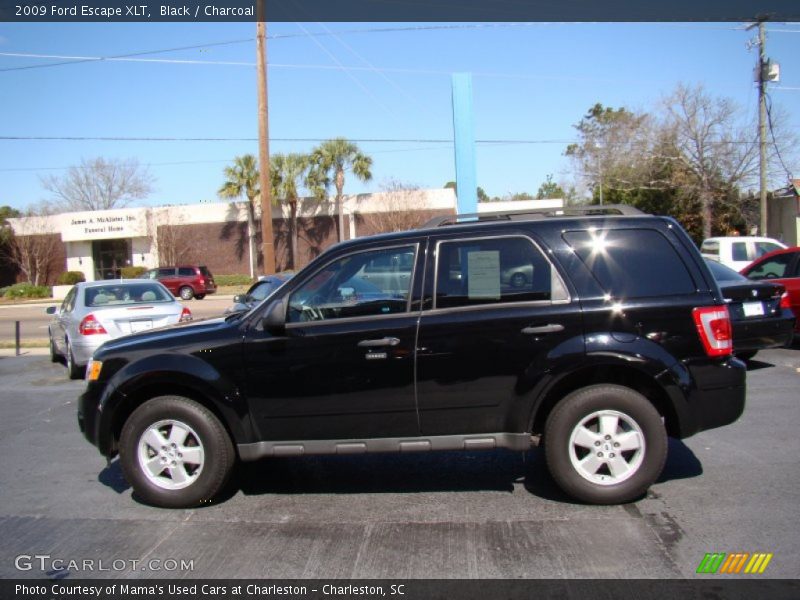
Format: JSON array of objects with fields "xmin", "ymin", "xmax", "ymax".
[{"xmin": 0, "ymin": 348, "xmax": 798, "ymax": 580}]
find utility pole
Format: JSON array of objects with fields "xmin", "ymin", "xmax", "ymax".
[
  {"xmin": 256, "ymin": 9, "xmax": 275, "ymax": 275},
  {"xmin": 757, "ymin": 20, "xmax": 768, "ymax": 235}
]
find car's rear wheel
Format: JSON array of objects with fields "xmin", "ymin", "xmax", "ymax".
[
  {"xmin": 179, "ymin": 286, "xmax": 194, "ymax": 301},
  {"xmin": 65, "ymin": 340, "xmax": 84, "ymax": 380},
  {"xmin": 544, "ymin": 384, "xmax": 667, "ymax": 504},
  {"xmin": 119, "ymin": 395, "xmax": 235, "ymax": 508},
  {"xmin": 194, "ymin": 294, "xmax": 206, "ymax": 300}
]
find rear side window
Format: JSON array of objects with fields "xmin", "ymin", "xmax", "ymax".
[
  {"xmin": 564, "ymin": 228, "xmax": 695, "ymax": 298},
  {"xmin": 435, "ymin": 236, "xmax": 564, "ymax": 309},
  {"xmin": 178, "ymin": 267, "xmax": 195, "ymax": 277},
  {"xmin": 731, "ymin": 242, "xmax": 748, "ymax": 262}
]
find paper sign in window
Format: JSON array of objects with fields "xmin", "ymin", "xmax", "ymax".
[{"xmin": 467, "ymin": 251, "xmax": 501, "ymax": 299}]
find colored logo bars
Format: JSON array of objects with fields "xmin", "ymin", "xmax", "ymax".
[{"xmin": 696, "ymin": 552, "xmax": 773, "ymax": 574}]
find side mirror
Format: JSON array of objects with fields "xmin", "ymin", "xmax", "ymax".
[
  {"xmin": 233, "ymin": 294, "xmax": 245, "ymax": 304},
  {"xmin": 45, "ymin": 306, "xmax": 58, "ymax": 315},
  {"xmin": 262, "ymin": 298, "xmax": 286, "ymax": 335}
]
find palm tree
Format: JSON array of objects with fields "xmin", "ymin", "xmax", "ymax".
[
  {"xmin": 310, "ymin": 138, "xmax": 373, "ymax": 243},
  {"xmin": 218, "ymin": 155, "xmax": 260, "ymax": 278},
  {"xmin": 270, "ymin": 153, "xmax": 312, "ymax": 270}
]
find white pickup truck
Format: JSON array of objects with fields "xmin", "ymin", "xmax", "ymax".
[{"xmin": 701, "ymin": 236, "xmax": 787, "ymax": 271}]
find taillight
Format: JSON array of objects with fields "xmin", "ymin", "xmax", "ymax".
[
  {"xmin": 79, "ymin": 313, "xmax": 107, "ymax": 335},
  {"xmin": 179, "ymin": 307, "xmax": 193, "ymax": 322},
  {"xmin": 692, "ymin": 306, "xmax": 732, "ymax": 357},
  {"xmin": 780, "ymin": 292, "xmax": 791, "ymax": 310}
]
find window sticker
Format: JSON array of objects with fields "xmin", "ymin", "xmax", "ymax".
[{"xmin": 467, "ymin": 250, "xmax": 501, "ymax": 299}]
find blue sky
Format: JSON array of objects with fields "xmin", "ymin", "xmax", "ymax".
[{"xmin": 1, "ymin": 21, "xmax": 798, "ymax": 211}]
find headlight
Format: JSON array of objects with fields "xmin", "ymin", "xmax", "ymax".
[{"xmin": 86, "ymin": 360, "xmax": 103, "ymax": 381}]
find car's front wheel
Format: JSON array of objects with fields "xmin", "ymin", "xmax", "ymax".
[
  {"xmin": 119, "ymin": 396, "xmax": 235, "ymax": 508},
  {"xmin": 544, "ymin": 384, "xmax": 667, "ymax": 504}
]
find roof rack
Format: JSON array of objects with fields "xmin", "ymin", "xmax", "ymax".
[{"xmin": 421, "ymin": 204, "xmax": 645, "ymax": 229}]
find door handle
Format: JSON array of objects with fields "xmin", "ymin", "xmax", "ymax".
[
  {"xmin": 521, "ymin": 324, "xmax": 565, "ymax": 335},
  {"xmin": 357, "ymin": 337, "xmax": 401, "ymax": 348}
]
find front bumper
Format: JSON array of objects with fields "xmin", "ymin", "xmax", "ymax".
[{"xmin": 78, "ymin": 380, "xmax": 116, "ymax": 456}]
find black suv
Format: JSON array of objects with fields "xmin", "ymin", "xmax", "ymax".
[{"xmin": 79, "ymin": 207, "xmax": 745, "ymax": 508}]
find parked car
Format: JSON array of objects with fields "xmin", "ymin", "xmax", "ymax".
[
  {"xmin": 700, "ymin": 236, "xmax": 786, "ymax": 271},
  {"xmin": 740, "ymin": 246, "xmax": 800, "ymax": 334},
  {"xmin": 704, "ymin": 259, "xmax": 794, "ymax": 360},
  {"xmin": 141, "ymin": 266, "xmax": 217, "ymax": 300},
  {"xmin": 79, "ymin": 205, "xmax": 746, "ymax": 508},
  {"xmin": 47, "ymin": 280, "xmax": 192, "ymax": 380},
  {"xmin": 225, "ymin": 274, "xmax": 294, "ymax": 314}
]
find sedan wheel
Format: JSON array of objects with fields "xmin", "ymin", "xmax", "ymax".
[
  {"xmin": 49, "ymin": 333, "xmax": 60, "ymax": 363},
  {"xmin": 65, "ymin": 340, "xmax": 84, "ymax": 380}
]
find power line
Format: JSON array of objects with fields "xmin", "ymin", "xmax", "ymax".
[
  {"xmin": 0, "ymin": 38, "xmax": 254, "ymax": 73},
  {"xmin": 765, "ymin": 93, "xmax": 793, "ymax": 179}
]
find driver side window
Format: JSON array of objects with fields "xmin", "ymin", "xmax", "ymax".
[
  {"xmin": 288, "ymin": 245, "xmax": 416, "ymax": 323},
  {"xmin": 747, "ymin": 254, "xmax": 793, "ymax": 280}
]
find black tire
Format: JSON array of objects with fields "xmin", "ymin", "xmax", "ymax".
[
  {"xmin": 179, "ymin": 286, "xmax": 194, "ymax": 301},
  {"xmin": 119, "ymin": 395, "xmax": 235, "ymax": 508},
  {"xmin": 543, "ymin": 384, "xmax": 667, "ymax": 505},
  {"xmin": 65, "ymin": 340, "xmax": 84, "ymax": 380},
  {"xmin": 49, "ymin": 332, "xmax": 60, "ymax": 363},
  {"xmin": 194, "ymin": 294, "xmax": 205, "ymax": 300},
  {"xmin": 736, "ymin": 350, "xmax": 757, "ymax": 361}
]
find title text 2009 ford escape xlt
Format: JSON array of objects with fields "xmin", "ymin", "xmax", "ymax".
[{"xmin": 79, "ymin": 207, "xmax": 746, "ymax": 508}]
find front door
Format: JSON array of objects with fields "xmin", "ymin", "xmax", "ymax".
[{"xmin": 243, "ymin": 242, "xmax": 424, "ymax": 442}]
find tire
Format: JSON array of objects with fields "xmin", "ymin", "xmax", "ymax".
[
  {"xmin": 49, "ymin": 331, "xmax": 60, "ymax": 363},
  {"xmin": 119, "ymin": 395, "xmax": 235, "ymax": 508},
  {"xmin": 179, "ymin": 286, "xmax": 194, "ymax": 301},
  {"xmin": 736, "ymin": 350, "xmax": 757, "ymax": 361},
  {"xmin": 510, "ymin": 272, "xmax": 527, "ymax": 288},
  {"xmin": 544, "ymin": 384, "xmax": 667, "ymax": 505},
  {"xmin": 65, "ymin": 340, "xmax": 84, "ymax": 380},
  {"xmin": 194, "ymin": 294, "xmax": 206, "ymax": 300}
]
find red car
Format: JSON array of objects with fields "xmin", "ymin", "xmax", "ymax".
[
  {"xmin": 141, "ymin": 265, "xmax": 217, "ymax": 300},
  {"xmin": 740, "ymin": 246, "xmax": 800, "ymax": 333}
]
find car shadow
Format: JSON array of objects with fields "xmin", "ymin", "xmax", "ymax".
[
  {"xmin": 745, "ymin": 358, "xmax": 774, "ymax": 371},
  {"xmin": 236, "ymin": 449, "xmax": 525, "ymax": 497},
  {"xmin": 97, "ymin": 459, "xmax": 131, "ymax": 494}
]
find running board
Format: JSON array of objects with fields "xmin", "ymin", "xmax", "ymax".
[{"xmin": 237, "ymin": 433, "xmax": 532, "ymax": 461}]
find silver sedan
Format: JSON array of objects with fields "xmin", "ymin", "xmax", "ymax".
[{"xmin": 46, "ymin": 280, "xmax": 192, "ymax": 379}]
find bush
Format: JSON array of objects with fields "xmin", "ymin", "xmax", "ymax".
[
  {"xmin": 3, "ymin": 283, "xmax": 51, "ymax": 299},
  {"xmin": 120, "ymin": 266, "xmax": 147, "ymax": 279},
  {"xmin": 57, "ymin": 271, "xmax": 86, "ymax": 285},
  {"xmin": 214, "ymin": 274, "xmax": 254, "ymax": 287}
]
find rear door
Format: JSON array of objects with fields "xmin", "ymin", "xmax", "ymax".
[{"xmin": 415, "ymin": 231, "xmax": 582, "ymax": 436}]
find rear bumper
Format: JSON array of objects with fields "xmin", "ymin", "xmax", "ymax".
[
  {"xmin": 732, "ymin": 312, "xmax": 795, "ymax": 352},
  {"xmin": 661, "ymin": 356, "xmax": 747, "ymax": 438},
  {"xmin": 71, "ymin": 340, "xmax": 101, "ymax": 367}
]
